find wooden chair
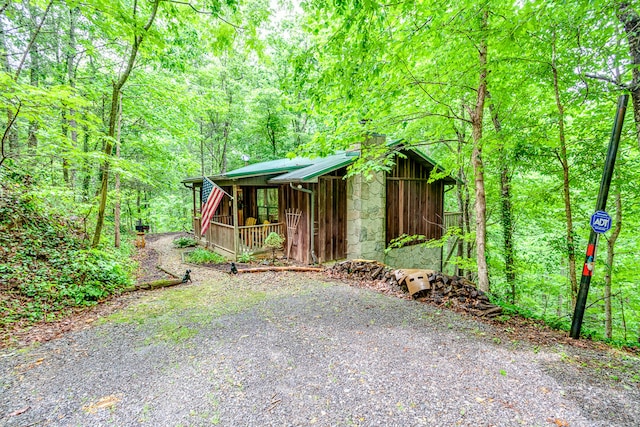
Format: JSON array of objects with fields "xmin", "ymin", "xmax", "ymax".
[
  {"xmin": 259, "ymin": 220, "xmax": 271, "ymax": 247},
  {"xmin": 242, "ymin": 217, "xmax": 257, "ymax": 248}
]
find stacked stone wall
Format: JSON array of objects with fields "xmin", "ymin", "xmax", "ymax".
[
  {"xmin": 346, "ymin": 172, "xmax": 386, "ymax": 262},
  {"xmin": 384, "ymin": 244, "xmax": 442, "ymax": 270}
]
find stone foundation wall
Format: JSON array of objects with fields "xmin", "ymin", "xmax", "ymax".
[{"xmin": 384, "ymin": 244, "xmax": 442, "ymax": 270}]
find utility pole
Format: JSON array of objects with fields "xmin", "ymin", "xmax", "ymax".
[{"xmin": 570, "ymin": 94, "xmax": 628, "ymax": 339}]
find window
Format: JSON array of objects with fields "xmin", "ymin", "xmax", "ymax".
[{"xmin": 257, "ymin": 188, "xmax": 278, "ymax": 223}]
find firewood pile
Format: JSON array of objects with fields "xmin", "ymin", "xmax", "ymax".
[
  {"xmin": 329, "ymin": 260, "xmax": 503, "ymax": 318},
  {"xmin": 327, "ymin": 259, "xmax": 405, "ymax": 297}
]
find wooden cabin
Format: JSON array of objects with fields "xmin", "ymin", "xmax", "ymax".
[{"xmin": 182, "ymin": 138, "xmax": 458, "ymax": 269}]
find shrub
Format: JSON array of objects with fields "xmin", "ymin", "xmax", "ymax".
[
  {"xmin": 173, "ymin": 236, "xmax": 198, "ymax": 248},
  {"xmin": 238, "ymin": 250, "xmax": 255, "ymax": 263},
  {"xmin": 263, "ymin": 232, "xmax": 285, "ymax": 263},
  {"xmin": 185, "ymin": 248, "xmax": 226, "ymax": 264}
]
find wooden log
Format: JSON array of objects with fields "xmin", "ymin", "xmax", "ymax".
[
  {"xmin": 156, "ymin": 265, "xmax": 180, "ymax": 278},
  {"xmin": 371, "ymin": 265, "xmax": 384, "ymax": 279},
  {"xmin": 235, "ymin": 266, "xmax": 324, "ymax": 274},
  {"xmin": 123, "ymin": 278, "xmax": 184, "ymax": 293},
  {"xmin": 479, "ymin": 306, "xmax": 503, "ymax": 317}
]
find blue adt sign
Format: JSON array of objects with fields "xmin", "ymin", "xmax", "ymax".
[{"xmin": 590, "ymin": 210, "xmax": 612, "ymax": 234}]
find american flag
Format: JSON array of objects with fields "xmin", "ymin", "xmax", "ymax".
[{"xmin": 200, "ymin": 177, "xmax": 225, "ymax": 236}]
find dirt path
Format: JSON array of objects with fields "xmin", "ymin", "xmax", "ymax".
[{"xmin": 1, "ymin": 235, "xmax": 639, "ymax": 426}]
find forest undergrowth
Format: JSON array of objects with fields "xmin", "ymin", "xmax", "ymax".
[{"xmin": 0, "ymin": 174, "xmax": 133, "ymax": 334}]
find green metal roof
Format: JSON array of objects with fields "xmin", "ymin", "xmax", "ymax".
[
  {"xmin": 181, "ymin": 139, "xmax": 457, "ymax": 185},
  {"xmin": 268, "ymin": 152, "xmax": 358, "ymax": 183},
  {"xmin": 223, "ymin": 157, "xmax": 314, "ymax": 179},
  {"xmin": 180, "ymin": 157, "xmax": 314, "ymax": 186}
]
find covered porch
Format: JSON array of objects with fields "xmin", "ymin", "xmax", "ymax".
[
  {"xmin": 183, "ymin": 157, "xmax": 317, "ymax": 261},
  {"xmin": 189, "ymin": 184, "xmax": 285, "ymax": 259},
  {"xmin": 183, "ymin": 154, "xmax": 352, "ymax": 264}
]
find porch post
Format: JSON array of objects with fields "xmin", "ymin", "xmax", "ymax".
[
  {"xmin": 192, "ymin": 185, "xmax": 196, "ymax": 217},
  {"xmin": 192, "ymin": 185, "xmax": 197, "ymax": 235},
  {"xmin": 232, "ymin": 184, "xmax": 239, "ymax": 261}
]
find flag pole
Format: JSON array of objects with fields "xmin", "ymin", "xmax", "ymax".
[{"xmin": 203, "ymin": 176, "xmax": 234, "ymax": 200}]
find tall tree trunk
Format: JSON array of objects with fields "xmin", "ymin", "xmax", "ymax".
[
  {"xmin": 454, "ymin": 123, "xmax": 471, "ymax": 278},
  {"xmin": 82, "ymin": 121, "xmax": 91, "ymax": 201},
  {"xmin": 62, "ymin": 109, "xmax": 70, "ymax": 183},
  {"xmin": 220, "ymin": 120, "xmax": 230, "ymax": 174},
  {"xmin": 219, "ymin": 74, "xmax": 232, "ymax": 174},
  {"xmin": 92, "ymin": 0, "xmax": 160, "ymax": 247},
  {"xmin": 604, "ymin": 192, "xmax": 622, "ymax": 339},
  {"xmin": 14, "ymin": 0, "xmax": 52, "ymax": 81},
  {"xmin": 64, "ymin": 6, "xmax": 78, "ymax": 186},
  {"xmin": 551, "ymin": 33, "xmax": 578, "ymax": 306},
  {"xmin": 27, "ymin": 41, "xmax": 39, "ymax": 152},
  {"xmin": 0, "ymin": 19, "xmax": 17, "ymax": 160},
  {"xmin": 490, "ymin": 102, "xmax": 516, "ymax": 302},
  {"xmin": 470, "ymin": 10, "xmax": 489, "ymax": 293},
  {"xmin": 617, "ymin": 3, "xmax": 640, "ymax": 149},
  {"xmin": 199, "ymin": 121, "xmax": 205, "ymax": 175},
  {"xmin": 114, "ymin": 93, "xmax": 122, "ymax": 248},
  {"xmin": 2, "ymin": 0, "xmax": 52, "ymax": 164},
  {"xmin": 620, "ymin": 295, "xmax": 627, "ymax": 341},
  {"xmin": 455, "ymin": 173, "xmax": 466, "ymax": 277}
]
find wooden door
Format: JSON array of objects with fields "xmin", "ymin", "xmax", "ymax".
[{"xmin": 316, "ymin": 176, "xmax": 347, "ymax": 262}]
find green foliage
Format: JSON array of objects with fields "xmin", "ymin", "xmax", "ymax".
[
  {"xmin": 185, "ymin": 248, "xmax": 226, "ymax": 264},
  {"xmin": 237, "ymin": 250, "xmax": 256, "ymax": 263},
  {"xmin": 263, "ymin": 232, "xmax": 285, "ymax": 262},
  {"xmin": 0, "ymin": 178, "xmax": 133, "ymax": 329},
  {"xmin": 385, "ymin": 234, "xmax": 426, "ymax": 254},
  {"xmin": 264, "ymin": 232, "xmax": 285, "ymax": 250},
  {"xmin": 173, "ymin": 236, "xmax": 199, "ymax": 248}
]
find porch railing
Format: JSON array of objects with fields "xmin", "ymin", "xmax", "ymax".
[
  {"xmin": 193, "ymin": 217, "xmax": 284, "ymax": 255},
  {"xmin": 212, "ymin": 215, "xmax": 233, "ymax": 225},
  {"xmin": 239, "ymin": 222, "xmax": 284, "ymax": 252},
  {"xmin": 443, "ymin": 212, "xmax": 463, "ymax": 231},
  {"xmin": 207, "ymin": 221, "xmax": 235, "ymax": 255}
]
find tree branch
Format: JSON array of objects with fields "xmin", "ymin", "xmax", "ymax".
[
  {"xmin": 586, "ymin": 290, "xmax": 622, "ymax": 311},
  {"xmin": 14, "ymin": 0, "xmax": 53, "ymax": 81},
  {"xmin": 168, "ymin": 0, "xmax": 244, "ymax": 29},
  {"xmin": 584, "ymin": 72, "xmax": 629, "ymax": 89},
  {"xmin": 396, "ymin": 55, "xmax": 468, "ymax": 123},
  {"xmin": 386, "ymin": 111, "xmax": 471, "ymax": 125},
  {"xmin": 1, "ymin": 101, "xmax": 21, "ymax": 168}
]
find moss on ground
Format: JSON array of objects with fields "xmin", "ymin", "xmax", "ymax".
[{"xmin": 103, "ymin": 273, "xmax": 331, "ymax": 343}]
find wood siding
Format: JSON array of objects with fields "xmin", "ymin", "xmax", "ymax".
[
  {"xmin": 278, "ymin": 171, "xmax": 348, "ymax": 264},
  {"xmin": 386, "ymin": 154, "xmax": 444, "ymax": 244},
  {"xmin": 279, "ymin": 184, "xmax": 313, "ymax": 264},
  {"xmin": 317, "ymin": 174, "xmax": 347, "ymax": 262}
]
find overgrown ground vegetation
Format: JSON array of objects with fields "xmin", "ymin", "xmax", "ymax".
[
  {"xmin": 0, "ymin": 175, "xmax": 133, "ymax": 330},
  {"xmin": 184, "ymin": 248, "xmax": 227, "ymax": 265}
]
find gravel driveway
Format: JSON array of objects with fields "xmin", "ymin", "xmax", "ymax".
[{"xmin": 1, "ymin": 235, "xmax": 639, "ymax": 426}]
